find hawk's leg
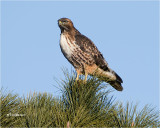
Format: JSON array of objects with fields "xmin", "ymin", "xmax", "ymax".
[
  {"xmin": 76, "ymin": 73, "xmax": 79, "ymax": 80},
  {"xmin": 84, "ymin": 64, "xmax": 88, "ymax": 82},
  {"xmin": 76, "ymin": 69, "xmax": 80, "ymax": 80},
  {"xmin": 84, "ymin": 72, "xmax": 88, "ymax": 82}
]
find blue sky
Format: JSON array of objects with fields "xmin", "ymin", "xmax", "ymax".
[{"xmin": 1, "ymin": 1, "xmax": 159, "ymax": 110}]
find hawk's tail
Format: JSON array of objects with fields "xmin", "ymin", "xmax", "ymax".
[
  {"xmin": 107, "ymin": 72, "xmax": 123, "ymax": 91},
  {"xmin": 108, "ymin": 81, "xmax": 123, "ymax": 91},
  {"xmin": 94, "ymin": 67, "xmax": 123, "ymax": 91}
]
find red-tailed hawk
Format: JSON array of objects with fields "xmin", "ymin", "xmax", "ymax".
[{"xmin": 58, "ymin": 18, "xmax": 123, "ymax": 91}]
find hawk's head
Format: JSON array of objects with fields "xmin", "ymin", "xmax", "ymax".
[{"xmin": 58, "ymin": 18, "xmax": 74, "ymax": 32}]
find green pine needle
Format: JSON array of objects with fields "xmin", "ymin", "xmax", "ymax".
[{"xmin": 0, "ymin": 70, "xmax": 159, "ymax": 127}]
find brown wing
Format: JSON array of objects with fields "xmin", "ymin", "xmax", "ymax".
[{"xmin": 75, "ymin": 34, "xmax": 109, "ymax": 71}]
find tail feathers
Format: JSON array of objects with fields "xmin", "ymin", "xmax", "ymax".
[
  {"xmin": 108, "ymin": 81, "xmax": 123, "ymax": 91},
  {"xmin": 115, "ymin": 72, "xmax": 123, "ymax": 83},
  {"xmin": 106, "ymin": 71, "xmax": 123, "ymax": 91},
  {"xmin": 109, "ymin": 72, "xmax": 123, "ymax": 91},
  {"xmin": 95, "ymin": 67, "xmax": 123, "ymax": 91}
]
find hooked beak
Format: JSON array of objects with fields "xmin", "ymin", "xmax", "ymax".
[
  {"xmin": 58, "ymin": 20, "xmax": 62, "ymax": 25},
  {"xmin": 58, "ymin": 20, "xmax": 69, "ymax": 30}
]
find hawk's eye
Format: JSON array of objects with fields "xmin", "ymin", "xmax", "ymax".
[{"xmin": 62, "ymin": 21, "xmax": 68, "ymax": 25}]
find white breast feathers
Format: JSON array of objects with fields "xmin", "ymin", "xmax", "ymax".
[{"xmin": 60, "ymin": 34, "xmax": 75, "ymax": 58}]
